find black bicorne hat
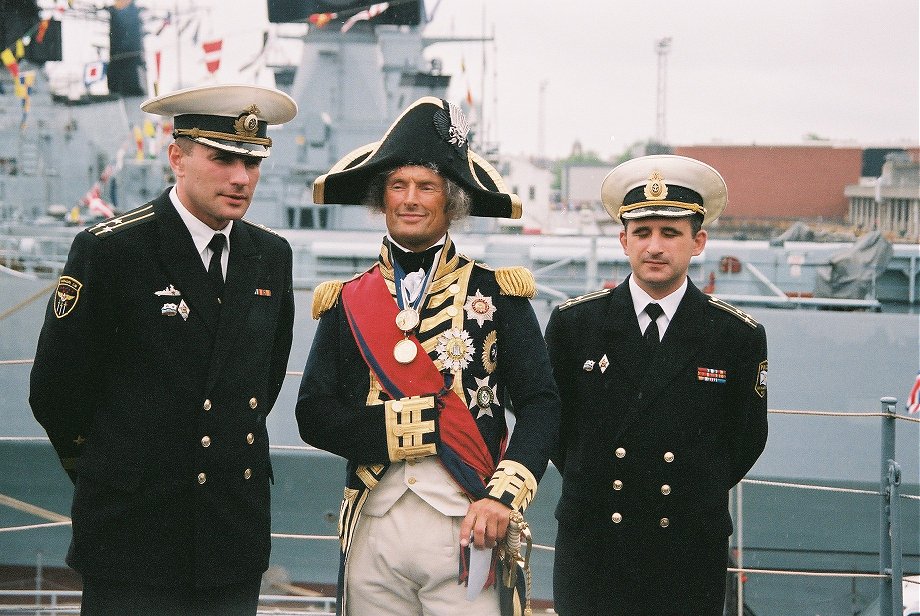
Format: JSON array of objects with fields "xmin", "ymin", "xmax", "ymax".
[{"xmin": 313, "ymin": 97, "xmax": 522, "ymax": 219}]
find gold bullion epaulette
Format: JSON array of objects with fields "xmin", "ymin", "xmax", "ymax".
[
  {"xmin": 488, "ymin": 265, "xmax": 535, "ymax": 298},
  {"xmin": 87, "ymin": 204, "xmax": 156, "ymax": 237},
  {"xmin": 558, "ymin": 288, "xmax": 612, "ymax": 311},
  {"xmin": 311, "ymin": 280, "xmax": 344, "ymax": 319},
  {"xmin": 241, "ymin": 218, "xmax": 282, "ymax": 237},
  {"xmin": 708, "ymin": 296, "xmax": 759, "ymax": 328}
]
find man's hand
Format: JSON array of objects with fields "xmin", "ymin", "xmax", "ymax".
[{"xmin": 459, "ymin": 498, "xmax": 512, "ymax": 549}]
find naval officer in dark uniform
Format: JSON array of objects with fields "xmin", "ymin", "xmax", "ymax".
[
  {"xmin": 29, "ymin": 84, "xmax": 297, "ymax": 615},
  {"xmin": 546, "ymin": 155, "xmax": 769, "ymax": 615}
]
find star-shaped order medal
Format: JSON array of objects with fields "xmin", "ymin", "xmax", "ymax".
[
  {"xmin": 436, "ymin": 328, "xmax": 475, "ymax": 372},
  {"xmin": 463, "ymin": 289, "xmax": 496, "ymax": 327},
  {"xmin": 467, "ymin": 376, "xmax": 499, "ymax": 419}
]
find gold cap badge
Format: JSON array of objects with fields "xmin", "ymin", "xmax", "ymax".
[
  {"xmin": 234, "ymin": 105, "xmax": 261, "ymax": 137},
  {"xmin": 644, "ymin": 170, "xmax": 668, "ymax": 201}
]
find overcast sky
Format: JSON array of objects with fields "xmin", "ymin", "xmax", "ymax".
[
  {"xmin": 423, "ymin": 0, "xmax": 919, "ymax": 159},
  {"xmin": 55, "ymin": 0, "xmax": 918, "ymax": 160}
]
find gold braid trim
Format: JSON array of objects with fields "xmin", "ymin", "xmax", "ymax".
[
  {"xmin": 174, "ymin": 127, "xmax": 272, "ymax": 147},
  {"xmin": 487, "ymin": 459, "xmax": 538, "ymax": 512},
  {"xmin": 311, "ymin": 280, "xmax": 344, "ymax": 319},
  {"xmin": 495, "ymin": 266, "xmax": 536, "ymax": 299},
  {"xmin": 384, "ymin": 396, "xmax": 438, "ymax": 462},
  {"xmin": 618, "ymin": 201, "xmax": 705, "ymax": 217}
]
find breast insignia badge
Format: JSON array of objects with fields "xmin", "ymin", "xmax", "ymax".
[
  {"xmin": 598, "ymin": 354, "xmax": 610, "ymax": 374},
  {"xmin": 154, "ymin": 284, "xmax": 181, "ymax": 296},
  {"xmin": 463, "ymin": 290, "xmax": 496, "ymax": 327},
  {"xmin": 467, "ymin": 377, "xmax": 500, "ymax": 419},
  {"xmin": 436, "ymin": 328, "xmax": 475, "ymax": 372}
]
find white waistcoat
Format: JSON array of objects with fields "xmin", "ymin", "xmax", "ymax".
[{"xmin": 361, "ymin": 457, "xmax": 471, "ymax": 517}]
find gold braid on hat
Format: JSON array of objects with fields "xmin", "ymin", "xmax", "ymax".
[
  {"xmin": 618, "ymin": 201, "xmax": 706, "ymax": 217},
  {"xmin": 173, "ymin": 127, "xmax": 272, "ymax": 147}
]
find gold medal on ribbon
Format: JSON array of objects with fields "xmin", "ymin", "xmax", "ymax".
[
  {"xmin": 394, "ymin": 338, "xmax": 418, "ymax": 364},
  {"xmin": 395, "ymin": 307, "xmax": 420, "ymax": 332}
]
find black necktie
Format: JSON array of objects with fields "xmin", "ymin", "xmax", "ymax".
[
  {"xmin": 390, "ymin": 243, "xmax": 442, "ymax": 273},
  {"xmin": 207, "ymin": 233, "xmax": 226, "ymax": 299},
  {"xmin": 643, "ymin": 302, "xmax": 664, "ymax": 347}
]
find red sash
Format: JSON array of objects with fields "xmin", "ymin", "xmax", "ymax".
[{"xmin": 341, "ymin": 267, "xmax": 495, "ymax": 491}]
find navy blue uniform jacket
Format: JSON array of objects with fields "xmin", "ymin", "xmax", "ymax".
[
  {"xmin": 29, "ymin": 190, "xmax": 295, "ymax": 588},
  {"xmin": 545, "ymin": 277, "xmax": 768, "ymax": 615}
]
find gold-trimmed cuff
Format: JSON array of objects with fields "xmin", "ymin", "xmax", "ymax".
[
  {"xmin": 385, "ymin": 396, "xmax": 438, "ymax": 462},
  {"xmin": 487, "ymin": 459, "xmax": 538, "ymax": 511}
]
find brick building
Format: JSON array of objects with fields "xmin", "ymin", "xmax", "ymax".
[{"xmin": 673, "ymin": 144, "xmax": 865, "ymax": 222}]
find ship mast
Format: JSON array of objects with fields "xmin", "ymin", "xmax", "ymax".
[{"xmin": 655, "ymin": 36, "xmax": 671, "ymax": 146}]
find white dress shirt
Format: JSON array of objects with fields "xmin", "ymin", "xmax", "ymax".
[
  {"xmin": 628, "ymin": 275, "xmax": 688, "ymax": 341},
  {"xmin": 169, "ymin": 186, "xmax": 231, "ymax": 279}
]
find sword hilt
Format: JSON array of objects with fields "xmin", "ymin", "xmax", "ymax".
[{"xmin": 502, "ymin": 510, "xmax": 533, "ymax": 616}]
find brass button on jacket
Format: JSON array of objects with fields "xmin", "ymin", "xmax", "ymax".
[
  {"xmin": 197, "ymin": 472, "xmax": 207, "ymax": 485},
  {"xmin": 201, "ymin": 436, "xmax": 211, "ymax": 448},
  {"xmin": 249, "ymin": 397, "xmax": 258, "ymax": 409},
  {"xmin": 612, "ymin": 479, "xmax": 623, "ymax": 491},
  {"xmin": 663, "ymin": 451, "xmax": 675, "ymax": 463},
  {"xmin": 243, "ymin": 468, "xmax": 252, "ymax": 480},
  {"xmin": 659, "ymin": 517, "xmax": 670, "ymax": 528},
  {"xmin": 614, "ymin": 447, "xmax": 626, "ymax": 459},
  {"xmin": 202, "ymin": 399, "xmax": 212, "ymax": 411},
  {"xmin": 660, "ymin": 484, "xmax": 671, "ymax": 495},
  {"xmin": 246, "ymin": 433, "xmax": 255, "ymax": 445},
  {"xmin": 611, "ymin": 512, "xmax": 622, "ymax": 523}
]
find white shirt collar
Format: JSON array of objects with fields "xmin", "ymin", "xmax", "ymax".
[
  {"xmin": 170, "ymin": 186, "xmax": 232, "ymax": 258},
  {"xmin": 628, "ymin": 275, "xmax": 688, "ymax": 339}
]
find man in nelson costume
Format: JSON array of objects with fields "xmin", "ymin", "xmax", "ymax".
[{"xmin": 295, "ymin": 97, "xmax": 560, "ymax": 616}]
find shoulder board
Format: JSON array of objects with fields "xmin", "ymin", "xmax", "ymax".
[
  {"xmin": 241, "ymin": 218, "xmax": 282, "ymax": 237},
  {"xmin": 87, "ymin": 204, "xmax": 156, "ymax": 237},
  {"xmin": 558, "ymin": 288, "xmax": 612, "ymax": 311},
  {"xmin": 708, "ymin": 296, "xmax": 759, "ymax": 328},
  {"xmin": 311, "ymin": 280, "xmax": 344, "ymax": 319},
  {"xmin": 493, "ymin": 266, "xmax": 535, "ymax": 299}
]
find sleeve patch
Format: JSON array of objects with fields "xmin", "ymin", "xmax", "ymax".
[
  {"xmin": 755, "ymin": 360, "xmax": 768, "ymax": 398},
  {"xmin": 54, "ymin": 276, "xmax": 83, "ymax": 319}
]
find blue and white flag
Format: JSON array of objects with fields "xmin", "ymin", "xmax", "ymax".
[{"xmin": 83, "ymin": 60, "xmax": 107, "ymax": 86}]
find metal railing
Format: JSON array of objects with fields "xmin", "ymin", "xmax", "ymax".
[
  {"xmin": 0, "ymin": 590, "xmax": 336, "ymax": 616},
  {"xmin": 1, "ymin": 388, "xmax": 917, "ymax": 615}
]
